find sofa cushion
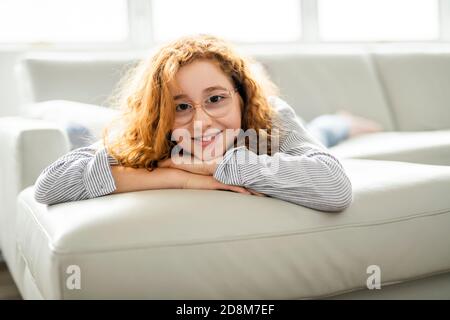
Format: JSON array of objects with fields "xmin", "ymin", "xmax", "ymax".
[
  {"xmin": 330, "ymin": 130, "xmax": 450, "ymax": 166},
  {"xmin": 23, "ymin": 100, "xmax": 120, "ymax": 150},
  {"xmin": 14, "ymin": 158, "xmax": 450, "ymax": 299}
]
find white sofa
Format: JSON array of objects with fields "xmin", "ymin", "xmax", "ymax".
[{"xmin": 1, "ymin": 47, "xmax": 450, "ymax": 299}]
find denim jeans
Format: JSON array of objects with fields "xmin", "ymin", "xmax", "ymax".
[{"xmin": 303, "ymin": 114, "xmax": 350, "ymax": 148}]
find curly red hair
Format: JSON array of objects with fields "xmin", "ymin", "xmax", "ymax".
[{"xmin": 103, "ymin": 34, "xmax": 281, "ymax": 170}]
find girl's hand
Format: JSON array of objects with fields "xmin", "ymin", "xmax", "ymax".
[
  {"xmin": 166, "ymin": 162, "xmax": 268, "ymax": 197},
  {"xmin": 178, "ymin": 170, "xmax": 267, "ymax": 197},
  {"xmin": 182, "ymin": 173, "xmax": 251, "ymax": 195},
  {"xmin": 157, "ymin": 154, "xmax": 223, "ymax": 176},
  {"xmin": 247, "ymin": 188, "xmax": 267, "ymax": 197}
]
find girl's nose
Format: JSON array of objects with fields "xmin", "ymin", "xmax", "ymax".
[
  {"xmin": 191, "ymin": 111, "xmax": 214, "ymax": 136},
  {"xmin": 192, "ymin": 105, "xmax": 213, "ymax": 125}
]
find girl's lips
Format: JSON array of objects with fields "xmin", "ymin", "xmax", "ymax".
[{"xmin": 193, "ymin": 131, "xmax": 222, "ymax": 148}]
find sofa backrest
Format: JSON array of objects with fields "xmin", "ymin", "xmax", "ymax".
[
  {"xmin": 16, "ymin": 53, "xmax": 142, "ymax": 107},
  {"xmin": 253, "ymin": 52, "xmax": 395, "ymax": 130},
  {"xmin": 15, "ymin": 48, "xmax": 450, "ymax": 132},
  {"xmin": 373, "ymin": 51, "xmax": 450, "ymax": 131}
]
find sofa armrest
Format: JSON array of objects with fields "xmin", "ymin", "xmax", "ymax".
[
  {"xmin": 0, "ymin": 116, "xmax": 70, "ymax": 268},
  {"xmin": 0, "ymin": 117, "xmax": 70, "ymax": 190}
]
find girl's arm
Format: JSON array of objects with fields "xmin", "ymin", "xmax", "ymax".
[
  {"xmin": 34, "ymin": 144, "xmax": 118, "ymax": 205},
  {"xmin": 111, "ymin": 165, "xmax": 250, "ymax": 196},
  {"xmin": 110, "ymin": 166, "xmax": 183, "ymax": 194},
  {"xmin": 34, "ymin": 143, "xmax": 168, "ymax": 205},
  {"xmin": 34, "ymin": 142, "xmax": 250, "ymax": 205},
  {"xmin": 213, "ymin": 96, "xmax": 353, "ymax": 212}
]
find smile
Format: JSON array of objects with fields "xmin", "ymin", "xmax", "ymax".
[
  {"xmin": 192, "ymin": 131, "xmax": 222, "ymax": 147},
  {"xmin": 192, "ymin": 131, "xmax": 222, "ymax": 142}
]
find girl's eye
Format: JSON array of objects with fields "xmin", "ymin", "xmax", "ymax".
[
  {"xmin": 208, "ymin": 95, "xmax": 224, "ymax": 103},
  {"xmin": 175, "ymin": 104, "xmax": 191, "ymax": 112}
]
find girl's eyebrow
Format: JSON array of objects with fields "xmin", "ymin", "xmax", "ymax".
[{"xmin": 173, "ymin": 85, "xmax": 228, "ymax": 100}]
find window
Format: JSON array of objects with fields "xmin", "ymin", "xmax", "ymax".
[
  {"xmin": 0, "ymin": 0, "xmax": 129, "ymax": 43},
  {"xmin": 0, "ymin": 0, "xmax": 445, "ymax": 46},
  {"xmin": 151, "ymin": 0, "xmax": 302, "ymax": 43},
  {"xmin": 318, "ymin": 0, "xmax": 439, "ymax": 41}
]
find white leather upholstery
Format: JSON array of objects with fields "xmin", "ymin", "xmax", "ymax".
[
  {"xmin": 16, "ymin": 52, "xmax": 142, "ymax": 107},
  {"xmin": 373, "ymin": 51, "xmax": 450, "ymax": 131},
  {"xmin": 330, "ymin": 130, "xmax": 450, "ymax": 166},
  {"xmin": 254, "ymin": 53, "xmax": 395, "ymax": 131},
  {"xmin": 14, "ymin": 159, "xmax": 450, "ymax": 299},
  {"xmin": 0, "ymin": 117, "xmax": 70, "ymax": 289}
]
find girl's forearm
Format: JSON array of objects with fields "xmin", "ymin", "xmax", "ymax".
[{"xmin": 111, "ymin": 165, "xmax": 187, "ymax": 194}]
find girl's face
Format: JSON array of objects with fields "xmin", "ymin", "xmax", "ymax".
[{"xmin": 169, "ymin": 59, "xmax": 242, "ymax": 161}]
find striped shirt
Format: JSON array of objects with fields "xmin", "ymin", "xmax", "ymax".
[{"xmin": 34, "ymin": 96, "xmax": 353, "ymax": 212}]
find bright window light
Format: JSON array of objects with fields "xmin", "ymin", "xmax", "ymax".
[
  {"xmin": 318, "ymin": 0, "xmax": 439, "ymax": 41},
  {"xmin": 0, "ymin": 0, "xmax": 129, "ymax": 43},
  {"xmin": 152, "ymin": 0, "xmax": 302, "ymax": 43}
]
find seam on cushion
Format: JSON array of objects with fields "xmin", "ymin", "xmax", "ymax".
[
  {"xmin": 42, "ymin": 207, "xmax": 450, "ymax": 255},
  {"xmin": 344, "ymin": 144, "xmax": 450, "ymax": 157},
  {"xmin": 367, "ymin": 53, "xmax": 398, "ymax": 131}
]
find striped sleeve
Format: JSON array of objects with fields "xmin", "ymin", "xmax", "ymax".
[
  {"xmin": 213, "ymin": 96, "xmax": 353, "ymax": 212},
  {"xmin": 34, "ymin": 141, "xmax": 118, "ymax": 205}
]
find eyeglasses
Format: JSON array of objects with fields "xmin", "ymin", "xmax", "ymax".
[{"xmin": 173, "ymin": 87, "xmax": 239, "ymax": 126}]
